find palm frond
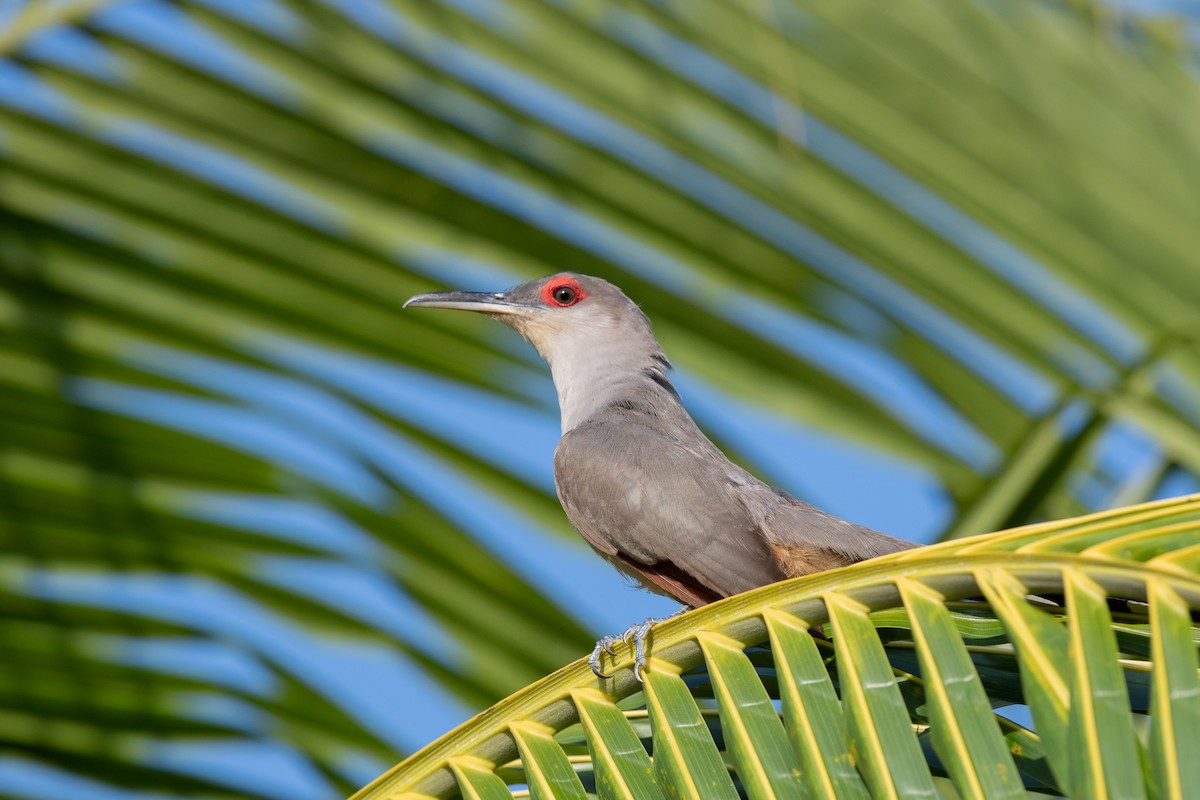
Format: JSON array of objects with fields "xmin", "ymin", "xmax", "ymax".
[{"xmin": 361, "ymin": 494, "xmax": 1200, "ymax": 799}]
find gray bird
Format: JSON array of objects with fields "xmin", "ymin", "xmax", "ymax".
[{"xmin": 405, "ymin": 273, "xmax": 916, "ymax": 678}]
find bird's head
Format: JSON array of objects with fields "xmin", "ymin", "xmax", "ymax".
[{"xmin": 404, "ymin": 272, "xmax": 664, "ymax": 371}]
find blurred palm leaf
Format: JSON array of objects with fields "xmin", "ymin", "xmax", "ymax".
[
  {"xmin": 0, "ymin": 0, "xmax": 1199, "ymax": 796},
  {"xmin": 357, "ymin": 494, "xmax": 1200, "ymax": 800}
]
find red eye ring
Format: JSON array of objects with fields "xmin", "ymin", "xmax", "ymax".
[{"xmin": 540, "ymin": 278, "xmax": 587, "ymax": 307}]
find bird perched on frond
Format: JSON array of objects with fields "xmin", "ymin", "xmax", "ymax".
[{"xmin": 406, "ymin": 273, "xmax": 916, "ymax": 678}]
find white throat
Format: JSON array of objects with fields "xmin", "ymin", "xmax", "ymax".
[{"xmin": 534, "ymin": 325, "xmax": 667, "ymax": 433}]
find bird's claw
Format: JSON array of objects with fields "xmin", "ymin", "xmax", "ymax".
[
  {"xmin": 588, "ymin": 615, "xmax": 675, "ymax": 682},
  {"xmin": 588, "ymin": 633, "xmax": 626, "ymax": 678}
]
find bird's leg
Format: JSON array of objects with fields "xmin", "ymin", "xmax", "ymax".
[{"xmin": 588, "ymin": 607, "xmax": 689, "ymax": 681}]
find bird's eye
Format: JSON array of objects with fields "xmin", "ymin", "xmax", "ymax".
[{"xmin": 539, "ymin": 278, "xmax": 587, "ymax": 307}]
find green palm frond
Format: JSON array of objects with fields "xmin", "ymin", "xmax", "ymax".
[{"xmin": 360, "ymin": 494, "xmax": 1200, "ymax": 799}]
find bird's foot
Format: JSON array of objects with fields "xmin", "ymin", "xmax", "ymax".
[
  {"xmin": 588, "ymin": 608, "xmax": 687, "ymax": 682},
  {"xmin": 587, "ymin": 633, "xmax": 626, "ymax": 680}
]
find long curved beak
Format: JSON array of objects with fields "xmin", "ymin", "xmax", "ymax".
[{"xmin": 403, "ymin": 290, "xmax": 529, "ymax": 315}]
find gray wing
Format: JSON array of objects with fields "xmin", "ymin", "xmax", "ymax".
[
  {"xmin": 553, "ymin": 417, "xmax": 784, "ymax": 603},
  {"xmin": 732, "ymin": 482, "xmax": 919, "ymax": 577}
]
